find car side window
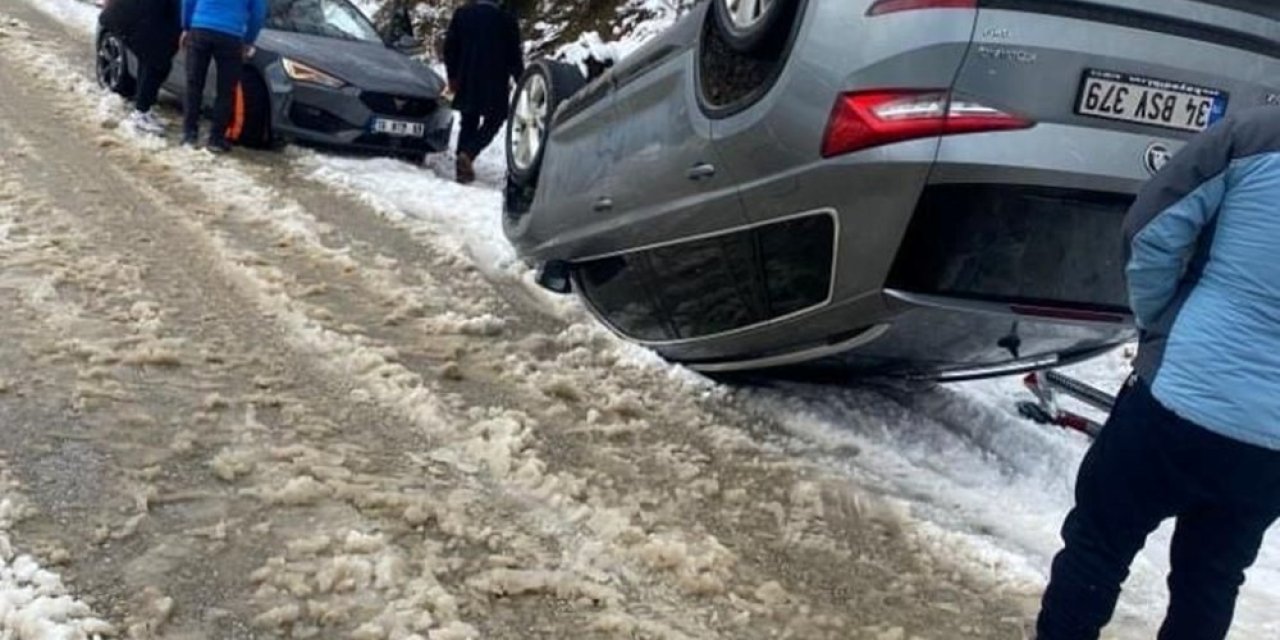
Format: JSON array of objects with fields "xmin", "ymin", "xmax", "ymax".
[{"xmin": 576, "ymin": 213, "xmax": 836, "ymax": 342}]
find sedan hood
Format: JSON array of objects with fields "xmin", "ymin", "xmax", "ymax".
[{"xmin": 259, "ymin": 30, "xmax": 444, "ymax": 97}]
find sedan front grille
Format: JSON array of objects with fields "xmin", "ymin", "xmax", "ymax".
[
  {"xmin": 289, "ymin": 103, "xmax": 350, "ymax": 134},
  {"xmin": 360, "ymin": 92, "xmax": 437, "ymax": 118}
]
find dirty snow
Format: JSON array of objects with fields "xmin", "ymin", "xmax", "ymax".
[
  {"xmin": 20, "ymin": 0, "xmax": 95, "ymax": 35},
  {"xmin": 3, "ymin": 18, "xmax": 811, "ymax": 636}
]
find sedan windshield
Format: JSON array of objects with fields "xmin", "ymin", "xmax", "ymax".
[{"xmin": 267, "ymin": 0, "xmax": 382, "ymax": 43}]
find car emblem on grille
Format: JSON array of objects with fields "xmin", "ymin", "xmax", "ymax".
[
  {"xmin": 393, "ymin": 98, "xmax": 408, "ymax": 111},
  {"xmin": 1144, "ymin": 143, "xmax": 1172, "ymax": 176}
]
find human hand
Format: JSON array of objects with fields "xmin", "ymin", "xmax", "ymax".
[{"xmin": 243, "ymin": 44, "xmax": 256, "ymax": 60}]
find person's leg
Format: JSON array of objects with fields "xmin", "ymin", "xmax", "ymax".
[
  {"xmin": 455, "ymin": 110, "xmax": 481, "ymax": 183},
  {"xmin": 1158, "ymin": 505, "xmax": 1279, "ymax": 640},
  {"xmin": 183, "ymin": 32, "xmax": 213, "ymax": 141},
  {"xmin": 456, "ymin": 110, "xmax": 480, "ymax": 158},
  {"xmin": 472, "ymin": 110, "xmax": 507, "ymax": 158},
  {"xmin": 1036, "ymin": 381, "xmax": 1184, "ymax": 640},
  {"xmin": 208, "ymin": 34, "xmax": 243, "ymax": 146},
  {"xmin": 135, "ymin": 57, "xmax": 169, "ymax": 114},
  {"xmin": 1155, "ymin": 416, "xmax": 1280, "ymax": 640}
]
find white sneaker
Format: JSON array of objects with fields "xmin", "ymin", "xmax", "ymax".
[{"xmin": 126, "ymin": 110, "xmax": 165, "ymax": 135}]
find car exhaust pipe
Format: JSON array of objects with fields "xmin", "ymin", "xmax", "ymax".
[{"xmin": 536, "ymin": 260, "xmax": 573, "ymax": 294}]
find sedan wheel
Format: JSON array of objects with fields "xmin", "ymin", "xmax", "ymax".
[
  {"xmin": 96, "ymin": 32, "xmax": 135, "ymax": 97},
  {"xmin": 510, "ymin": 73, "xmax": 548, "ymax": 174}
]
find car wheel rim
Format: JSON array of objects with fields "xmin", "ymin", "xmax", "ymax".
[
  {"xmin": 97, "ymin": 35, "xmax": 123, "ymax": 89},
  {"xmin": 724, "ymin": 0, "xmax": 774, "ymax": 30},
  {"xmin": 511, "ymin": 73, "xmax": 549, "ymax": 172}
]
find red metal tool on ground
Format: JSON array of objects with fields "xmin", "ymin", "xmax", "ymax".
[{"xmin": 1018, "ymin": 370, "xmax": 1118, "ymax": 439}]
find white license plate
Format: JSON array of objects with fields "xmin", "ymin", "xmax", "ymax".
[
  {"xmin": 1076, "ymin": 70, "xmax": 1228, "ymax": 133},
  {"xmin": 371, "ymin": 118, "xmax": 426, "ymax": 137}
]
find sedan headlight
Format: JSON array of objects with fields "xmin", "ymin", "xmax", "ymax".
[{"xmin": 282, "ymin": 58, "xmax": 346, "ymax": 89}]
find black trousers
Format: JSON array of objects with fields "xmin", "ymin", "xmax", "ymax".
[
  {"xmin": 135, "ymin": 57, "xmax": 172, "ymax": 114},
  {"xmin": 1037, "ymin": 379, "xmax": 1280, "ymax": 640},
  {"xmin": 183, "ymin": 28, "xmax": 242, "ymax": 142},
  {"xmin": 457, "ymin": 109, "xmax": 505, "ymax": 158}
]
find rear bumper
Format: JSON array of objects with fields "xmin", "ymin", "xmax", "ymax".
[
  {"xmin": 675, "ymin": 290, "xmax": 1134, "ymax": 380},
  {"xmin": 268, "ymin": 76, "xmax": 452, "ymax": 156}
]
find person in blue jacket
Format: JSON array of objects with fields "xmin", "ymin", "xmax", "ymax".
[
  {"xmin": 180, "ymin": 0, "xmax": 267, "ymax": 152},
  {"xmin": 1037, "ymin": 107, "xmax": 1280, "ymax": 639}
]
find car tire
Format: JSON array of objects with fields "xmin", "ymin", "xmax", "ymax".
[
  {"xmin": 96, "ymin": 31, "xmax": 136, "ymax": 98},
  {"xmin": 711, "ymin": 0, "xmax": 799, "ymax": 58},
  {"xmin": 232, "ymin": 71, "xmax": 274, "ymax": 149},
  {"xmin": 506, "ymin": 59, "xmax": 586, "ymax": 187}
]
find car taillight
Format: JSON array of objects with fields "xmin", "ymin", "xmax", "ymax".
[
  {"xmin": 821, "ymin": 90, "xmax": 1033, "ymax": 158},
  {"xmin": 866, "ymin": 0, "xmax": 976, "ymax": 16}
]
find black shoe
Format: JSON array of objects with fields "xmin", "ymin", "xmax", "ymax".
[
  {"xmin": 455, "ymin": 152, "xmax": 476, "ymax": 184},
  {"xmin": 181, "ymin": 131, "xmax": 199, "ymax": 147},
  {"xmin": 205, "ymin": 138, "xmax": 232, "ymax": 154}
]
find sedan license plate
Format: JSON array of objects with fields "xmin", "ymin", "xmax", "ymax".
[
  {"xmin": 371, "ymin": 118, "xmax": 426, "ymax": 137},
  {"xmin": 1076, "ymin": 69, "xmax": 1227, "ymax": 133}
]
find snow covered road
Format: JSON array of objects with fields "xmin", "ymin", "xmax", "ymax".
[
  {"xmin": 0, "ymin": 5, "xmax": 1030, "ymax": 638},
  {"xmin": 0, "ymin": 1, "xmax": 1277, "ymax": 638}
]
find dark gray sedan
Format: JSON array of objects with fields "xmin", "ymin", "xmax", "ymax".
[{"xmin": 96, "ymin": 0, "xmax": 451, "ymax": 160}]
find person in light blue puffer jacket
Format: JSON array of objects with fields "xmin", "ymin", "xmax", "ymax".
[
  {"xmin": 1037, "ymin": 107, "xmax": 1280, "ymax": 640},
  {"xmin": 180, "ymin": 0, "xmax": 266, "ymax": 152}
]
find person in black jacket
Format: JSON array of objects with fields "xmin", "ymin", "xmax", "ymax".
[
  {"xmin": 99, "ymin": 0, "xmax": 182, "ymax": 135},
  {"xmin": 443, "ymin": 0, "xmax": 524, "ymax": 184}
]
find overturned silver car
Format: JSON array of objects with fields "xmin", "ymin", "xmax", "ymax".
[{"xmin": 502, "ymin": 0, "xmax": 1280, "ymax": 380}]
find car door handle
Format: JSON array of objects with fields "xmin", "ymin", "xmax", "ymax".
[
  {"xmin": 593, "ymin": 197, "xmax": 614, "ymax": 212},
  {"xmin": 687, "ymin": 163, "xmax": 716, "ymax": 181}
]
